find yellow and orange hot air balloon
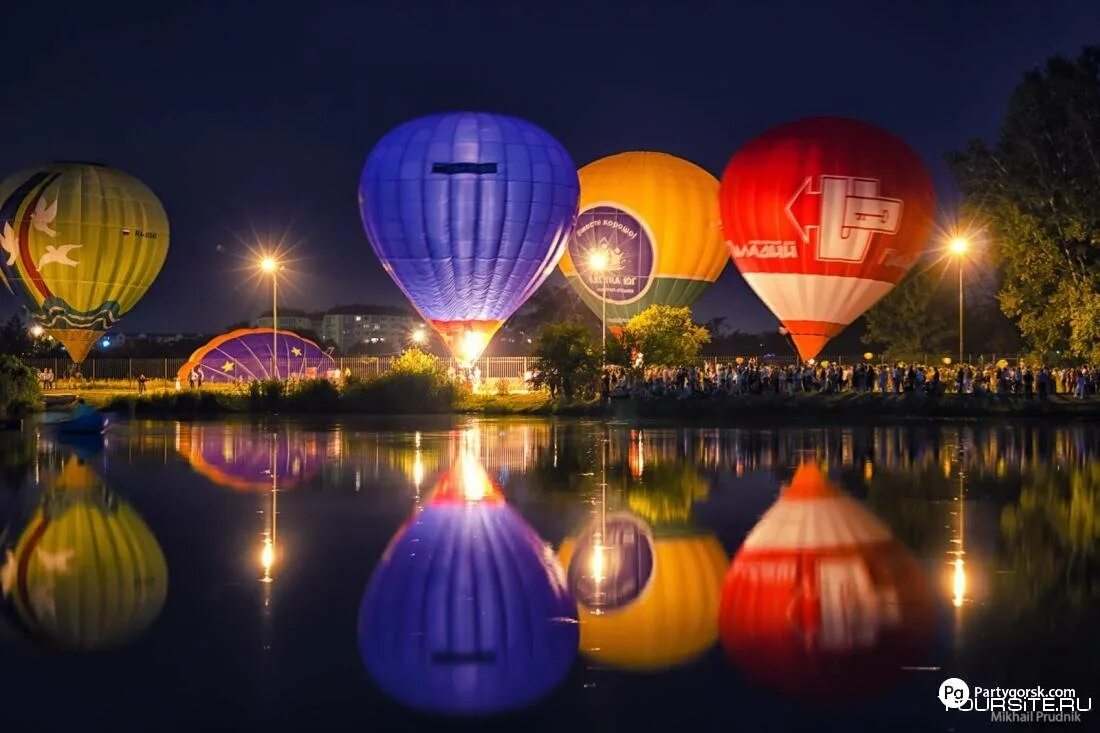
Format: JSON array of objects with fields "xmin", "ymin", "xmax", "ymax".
[
  {"xmin": 559, "ymin": 152, "xmax": 726, "ymax": 328},
  {"xmin": 0, "ymin": 162, "xmax": 169, "ymax": 363}
]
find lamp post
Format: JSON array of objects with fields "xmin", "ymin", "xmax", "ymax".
[
  {"xmin": 588, "ymin": 249, "xmax": 609, "ymax": 369},
  {"xmin": 260, "ymin": 256, "xmax": 280, "ymax": 379},
  {"xmin": 949, "ymin": 237, "xmax": 968, "ymax": 365}
]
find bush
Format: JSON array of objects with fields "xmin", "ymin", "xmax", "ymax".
[
  {"xmin": 248, "ymin": 379, "xmax": 285, "ymax": 411},
  {"xmin": 0, "ymin": 355, "xmax": 42, "ymax": 416},
  {"xmin": 285, "ymin": 378, "xmax": 341, "ymax": 411},
  {"xmin": 343, "ymin": 372, "xmax": 462, "ymax": 413},
  {"xmin": 495, "ymin": 378, "xmax": 511, "ymax": 396}
]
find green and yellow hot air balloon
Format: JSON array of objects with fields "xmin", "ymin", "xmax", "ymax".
[
  {"xmin": 0, "ymin": 162, "xmax": 169, "ymax": 362},
  {"xmin": 0, "ymin": 456, "xmax": 168, "ymax": 651},
  {"xmin": 559, "ymin": 152, "xmax": 726, "ymax": 327}
]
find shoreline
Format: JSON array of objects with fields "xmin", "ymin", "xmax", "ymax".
[{"xmin": 46, "ymin": 389, "xmax": 1100, "ymax": 423}]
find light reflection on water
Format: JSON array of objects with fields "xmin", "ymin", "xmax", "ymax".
[{"xmin": 0, "ymin": 418, "xmax": 1096, "ymax": 732}]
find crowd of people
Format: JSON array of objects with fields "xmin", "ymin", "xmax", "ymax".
[{"xmin": 598, "ymin": 360, "xmax": 1100, "ymax": 400}]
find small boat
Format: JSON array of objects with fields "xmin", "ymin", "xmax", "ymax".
[{"xmin": 49, "ymin": 404, "xmax": 108, "ymax": 435}]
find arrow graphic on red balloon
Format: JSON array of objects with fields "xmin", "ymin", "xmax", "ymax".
[{"xmin": 785, "ymin": 176, "xmax": 904, "ymax": 262}]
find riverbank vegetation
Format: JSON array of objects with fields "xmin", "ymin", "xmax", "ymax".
[{"xmin": 0, "ymin": 355, "xmax": 42, "ymax": 416}]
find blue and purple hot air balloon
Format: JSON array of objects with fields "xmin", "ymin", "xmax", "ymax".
[
  {"xmin": 358, "ymin": 112, "xmax": 579, "ymax": 364},
  {"xmin": 358, "ymin": 457, "xmax": 578, "ymax": 715}
]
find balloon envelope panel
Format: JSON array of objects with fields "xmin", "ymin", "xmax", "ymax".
[
  {"xmin": 719, "ymin": 118, "xmax": 935, "ymax": 360},
  {"xmin": 0, "ymin": 162, "xmax": 169, "ymax": 362},
  {"xmin": 358, "ymin": 112, "xmax": 579, "ymax": 361},
  {"xmin": 177, "ymin": 328, "xmax": 336, "ymax": 383},
  {"xmin": 359, "ymin": 501, "xmax": 578, "ymax": 715}
]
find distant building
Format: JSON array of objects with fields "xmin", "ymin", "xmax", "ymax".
[
  {"xmin": 322, "ymin": 304, "xmax": 423, "ymax": 352},
  {"xmin": 253, "ymin": 310, "xmax": 324, "ymax": 335},
  {"xmin": 250, "ymin": 304, "xmax": 423, "ymax": 352},
  {"xmin": 123, "ymin": 332, "xmax": 211, "ymax": 344}
]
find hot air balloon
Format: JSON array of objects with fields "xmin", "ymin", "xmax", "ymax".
[
  {"xmin": 178, "ymin": 328, "xmax": 336, "ymax": 384},
  {"xmin": 358, "ymin": 454, "xmax": 577, "ymax": 715},
  {"xmin": 718, "ymin": 463, "xmax": 933, "ymax": 701},
  {"xmin": 0, "ymin": 456, "xmax": 168, "ymax": 651},
  {"xmin": 719, "ymin": 117, "xmax": 935, "ymax": 361},
  {"xmin": 558, "ymin": 456, "xmax": 727, "ymax": 672},
  {"xmin": 176, "ymin": 424, "xmax": 323, "ymax": 491},
  {"xmin": 0, "ymin": 162, "xmax": 169, "ymax": 363},
  {"xmin": 559, "ymin": 152, "xmax": 726, "ymax": 327},
  {"xmin": 358, "ymin": 112, "xmax": 579, "ymax": 365}
]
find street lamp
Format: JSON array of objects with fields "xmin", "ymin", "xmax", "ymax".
[
  {"xmin": 588, "ymin": 249, "xmax": 609, "ymax": 368},
  {"xmin": 948, "ymin": 237, "xmax": 968, "ymax": 365},
  {"xmin": 411, "ymin": 327, "xmax": 426, "ymax": 345},
  {"xmin": 260, "ymin": 255, "xmax": 280, "ymax": 379}
]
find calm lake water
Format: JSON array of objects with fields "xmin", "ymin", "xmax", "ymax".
[{"xmin": 0, "ymin": 417, "xmax": 1096, "ymax": 732}]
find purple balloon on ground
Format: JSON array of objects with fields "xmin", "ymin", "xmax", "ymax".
[{"xmin": 178, "ymin": 328, "xmax": 336, "ymax": 384}]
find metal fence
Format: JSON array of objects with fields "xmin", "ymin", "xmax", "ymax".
[
  {"xmin": 20, "ymin": 353, "xmax": 1029, "ymax": 387},
  {"xmin": 19, "ymin": 355, "xmax": 538, "ymax": 385}
]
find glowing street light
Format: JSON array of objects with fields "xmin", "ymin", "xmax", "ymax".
[
  {"xmin": 588, "ymin": 249, "xmax": 609, "ymax": 370},
  {"xmin": 948, "ymin": 236, "xmax": 969, "ymax": 365},
  {"xmin": 29, "ymin": 324, "xmax": 44, "ymax": 338},
  {"xmin": 410, "ymin": 327, "xmax": 426, "ymax": 345},
  {"xmin": 259, "ymin": 255, "xmax": 281, "ymax": 379}
]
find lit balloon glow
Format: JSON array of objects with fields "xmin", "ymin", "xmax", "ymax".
[
  {"xmin": 358, "ymin": 455, "xmax": 577, "ymax": 715},
  {"xmin": 358, "ymin": 112, "xmax": 580, "ymax": 364},
  {"xmin": 0, "ymin": 162, "xmax": 169, "ymax": 363},
  {"xmin": 720, "ymin": 118, "xmax": 935, "ymax": 361},
  {"xmin": 560, "ymin": 152, "xmax": 727, "ymax": 326},
  {"xmin": 718, "ymin": 463, "xmax": 934, "ymax": 701}
]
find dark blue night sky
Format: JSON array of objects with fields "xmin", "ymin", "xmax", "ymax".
[{"xmin": 2, "ymin": 0, "xmax": 1098, "ymax": 332}]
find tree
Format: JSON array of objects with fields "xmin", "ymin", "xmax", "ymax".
[
  {"xmin": 622, "ymin": 305, "xmax": 709, "ymax": 367},
  {"xmin": 0, "ymin": 314, "xmax": 31, "ymax": 356},
  {"xmin": 506, "ymin": 281, "xmax": 600, "ymax": 340},
  {"xmin": 948, "ymin": 46, "xmax": 1100, "ymax": 362},
  {"xmin": 862, "ymin": 266, "xmax": 952, "ymax": 361},
  {"xmin": 530, "ymin": 320, "xmax": 600, "ymax": 401}
]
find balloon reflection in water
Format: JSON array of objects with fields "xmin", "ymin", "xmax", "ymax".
[
  {"xmin": 560, "ymin": 452, "xmax": 727, "ymax": 672},
  {"xmin": 176, "ymin": 423, "xmax": 321, "ymax": 491},
  {"xmin": 358, "ymin": 454, "xmax": 577, "ymax": 715},
  {"xmin": 1, "ymin": 455, "xmax": 167, "ymax": 651},
  {"xmin": 718, "ymin": 463, "xmax": 933, "ymax": 701}
]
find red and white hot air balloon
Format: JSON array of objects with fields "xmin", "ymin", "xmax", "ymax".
[
  {"xmin": 718, "ymin": 463, "xmax": 933, "ymax": 702},
  {"xmin": 720, "ymin": 117, "xmax": 935, "ymax": 361}
]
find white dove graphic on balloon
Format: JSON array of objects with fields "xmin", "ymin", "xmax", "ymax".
[
  {"xmin": 31, "ymin": 196, "xmax": 58, "ymax": 236},
  {"xmin": 38, "ymin": 244, "xmax": 82, "ymax": 270},
  {"xmin": 0, "ymin": 222, "xmax": 17, "ymax": 266}
]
